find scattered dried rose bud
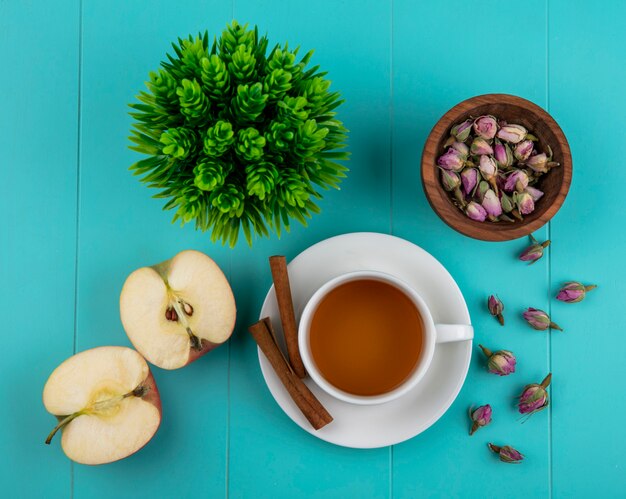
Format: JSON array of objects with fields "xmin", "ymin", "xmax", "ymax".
[
  {"xmin": 488, "ymin": 443, "xmax": 524, "ymax": 464},
  {"xmin": 437, "ymin": 148, "xmax": 465, "ymax": 172},
  {"xmin": 556, "ymin": 281, "xmax": 597, "ymax": 303},
  {"xmin": 487, "ymin": 295, "xmax": 505, "ymax": 325},
  {"xmin": 466, "ymin": 201, "xmax": 487, "ymax": 222},
  {"xmin": 473, "ymin": 115, "xmax": 498, "ymax": 140},
  {"xmin": 525, "ymin": 152, "xmax": 548, "ymax": 173},
  {"xmin": 440, "ymin": 169, "xmax": 461, "ymax": 191},
  {"xmin": 519, "ymin": 234, "xmax": 550, "ymax": 264},
  {"xmin": 525, "ymin": 185, "xmax": 544, "ymax": 202},
  {"xmin": 515, "ymin": 191, "xmax": 535, "ymax": 215},
  {"xmin": 518, "ymin": 373, "xmax": 551, "ymax": 416},
  {"xmin": 493, "ymin": 139, "xmax": 514, "ymax": 168},
  {"xmin": 469, "ymin": 404, "xmax": 492, "ymax": 435},
  {"xmin": 523, "ymin": 307, "xmax": 563, "ymax": 331},
  {"xmin": 470, "ymin": 137, "xmax": 494, "ymax": 156},
  {"xmin": 479, "ymin": 345, "xmax": 516, "ymax": 376},
  {"xmin": 451, "ymin": 119, "xmax": 473, "ymax": 142},
  {"xmin": 497, "ymin": 124, "xmax": 528, "ymax": 144},
  {"xmin": 451, "ymin": 141, "xmax": 469, "ymax": 157},
  {"xmin": 504, "ymin": 170, "xmax": 529, "ymax": 193},
  {"xmin": 482, "ymin": 189, "xmax": 502, "ymax": 220},
  {"xmin": 514, "ymin": 139, "xmax": 534, "ymax": 161},
  {"xmin": 461, "ymin": 168, "xmax": 478, "ymax": 196}
]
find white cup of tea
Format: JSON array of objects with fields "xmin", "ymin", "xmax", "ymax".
[{"xmin": 298, "ymin": 270, "xmax": 473, "ymax": 405}]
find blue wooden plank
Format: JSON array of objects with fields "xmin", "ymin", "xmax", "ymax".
[
  {"xmin": 391, "ymin": 1, "xmax": 551, "ymax": 497},
  {"xmin": 0, "ymin": 0, "xmax": 79, "ymax": 496},
  {"xmin": 227, "ymin": 1, "xmax": 392, "ymax": 497},
  {"xmin": 74, "ymin": 2, "xmax": 232, "ymax": 498},
  {"xmin": 549, "ymin": 1, "xmax": 626, "ymax": 496}
]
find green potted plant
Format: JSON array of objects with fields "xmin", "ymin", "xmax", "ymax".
[{"xmin": 129, "ymin": 21, "xmax": 349, "ymax": 246}]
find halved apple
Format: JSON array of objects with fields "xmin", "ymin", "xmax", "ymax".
[
  {"xmin": 43, "ymin": 346, "xmax": 161, "ymax": 465},
  {"xmin": 120, "ymin": 250, "xmax": 236, "ymax": 370}
]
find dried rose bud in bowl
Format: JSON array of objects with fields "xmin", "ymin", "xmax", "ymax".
[{"xmin": 422, "ymin": 94, "xmax": 572, "ymax": 242}]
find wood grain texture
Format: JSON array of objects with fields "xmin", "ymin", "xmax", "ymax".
[{"xmin": 422, "ymin": 94, "xmax": 572, "ymax": 241}]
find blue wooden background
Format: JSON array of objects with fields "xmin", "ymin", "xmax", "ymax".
[{"xmin": 2, "ymin": 0, "xmax": 625, "ymax": 497}]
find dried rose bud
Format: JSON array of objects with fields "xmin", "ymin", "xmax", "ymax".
[
  {"xmin": 556, "ymin": 281, "xmax": 597, "ymax": 303},
  {"xmin": 519, "ymin": 234, "xmax": 550, "ymax": 264},
  {"xmin": 470, "ymin": 137, "xmax": 494, "ymax": 156},
  {"xmin": 504, "ymin": 170, "xmax": 529, "ymax": 192},
  {"xmin": 514, "ymin": 139, "xmax": 534, "ymax": 161},
  {"xmin": 440, "ymin": 169, "xmax": 461, "ymax": 191},
  {"xmin": 500, "ymin": 192, "xmax": 515, "ymax": 213},
  {"xmin": 469, "ymin": 404, "xmax": 492, "ymax": 435},
  {"xmin": 437, "ymin": 148, "xmax": 465, "ymax": 172},
  {"xmin": 525, "ymin": 152, "xmax": 548, "ymax": 173},
  {"xmin": 497, "ymin": 124, "xmax": 528, "ymax": 144},
  {"xmin": 487, "ymin": 295, "xmax": 505, "ymax": 325},
  {"xmin": 525, "ymin": 185, "xmax": 544, "ymax": 202},
  {"xmin": 518, "ymin": 373, "xmax": 551, "ymax": 416},
  {"xmin": 466, "ymin": 201, "xmax": 487, "ymax": 222},
  {"xmin": 493, "ymin": 139, "xmax": 514, "ymax": 168},
  {"xmin": 461, "ymin": 168, "xmax": 478, "ymax": 196},
  {"xmin": 516, "ymin": 191, "xmax": 535, "ymax": 215},
  {"xmin": 476, "ymin": 180, "xmax": 490, "ymax": 202},
  {"xmin": 451, "ymin": 119, "xmax": 473, "ymax": 142},
  {"xmin": 488, "ymin": 443, "xmax": 524, "ymax": 464},
  {"xmin": 451, "ymin": 141, "xmax": 469, "ymax": 157},
  {"xmin": 482, "ymin": 189, "xmax": 502, "ymax": 220},
  {"xmin": 479, "ymin": 155, "xmax": 497, "ymax": 180},
  {"xmin": 523, "ymin": 307, "xmax": 563, "ymax": 331},
  {"xmin": 479, "ymin": 345, "xmax": 516, "ymax": 376},
  {"xmin": 473, "ymin": 115, "xmax": 498, "ymax": 140}
]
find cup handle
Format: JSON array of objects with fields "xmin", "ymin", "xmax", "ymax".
[{"xmin": 434, "ymin": 324, "xmax": 474, "ymax": 343}]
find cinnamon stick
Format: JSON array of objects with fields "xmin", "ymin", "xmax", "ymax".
[
  {"xmin": 269, "ymin": 255, "xmax": 306, "ymax": 378},
  {"xmin": 249, "ymin": 318, "xmax": 332, "ymax": 430}
]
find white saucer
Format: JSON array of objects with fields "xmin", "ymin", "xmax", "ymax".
[{"xmin": 258, "ymin": 232, "xmax": 472, "ymax": 448}]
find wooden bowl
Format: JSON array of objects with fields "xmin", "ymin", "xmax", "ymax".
[{"xmin": 421, "ymin": 94, "xmax": 572, "ymax": 241}]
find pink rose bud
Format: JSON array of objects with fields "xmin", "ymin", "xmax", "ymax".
[
  {"xmin": 437, "ymin": 148, "xmax": 465, "ymax": 172},
  {"xmin": 518, "ymin": 373, "xmax": 551, "ymax": 416},
  {"xmin": 466, "ymin": 201, "xmax": 487, "ymax": 222},
  {"xmin": 487, "ymin": 295, "xmax": 505, "ymax": 325},
  {"xmin": 473, "ymin": 115, "xmax": 498, "ymax": 140},
  {"xmin": 488, "ymin": 443, "xmax": 524, "ymax": 464},
  {"xmin": 479, "ymin": 155, "xmax": 497, "ymax": 180},
  {"xmin": 469, "ymin": 404, "xmax": 492, "ymax": 435},
  {"xmin": 500, "ymin": 192, "xmax": 514, "ymax": 213},
  {"xmin": 516, "ymin": 191, "xmax": 535, "ymax": 215},
  {"xmin": 523, "ymin": 307, "xmax": 563, "ymax": 331},
  {"xmin": 556, "ymin": 281, "xmax": 597, "ymax": 303},
  {"xmin": 493, "ymin": 139, "xmax": 514, "ymax": 168},
  {"xmin": 470, "ymin": 137, "xmax": 494, "ymax": 156},
  {"xmin": 514, "ymin": 139, "xmax": 534, "ymax": 161},
  {"xmin": 526, "ymin": 185, "xmax": 544, "ymax": 202},
  {"xmin": 504, "ymin": 170, "xmax": 529, "ymax": 192},
  {"xmin": 525, "ymin": 152, "xmax": 548, "ymax": 173},
  {"xmin": 451, "ymin": 119, "xmax": 473, "ymax": 142},
  {"xmin": 482, "ymin": 189, "xmax": 502, "ymax": 219},
  {"xmin": 519, "ymin": 234, "xmax": 550, "ymax": 264},
  {"xmin": 451, "ymin": 141, "xmax": 469, "ymax": 157},
  {"xmin": 479, "ymin": 345, "xmax": 516, "ymax": 376},
  {"xmin": 461, "ymin": 168, "xmax": 478, "ymax": 196},
  {"xmin": 440, "ymin": 169, "xmax": 461, "ymax": 191},
  {"xmin": 496, "ymin": 124, "xmax": 528, "ymax": 144}
]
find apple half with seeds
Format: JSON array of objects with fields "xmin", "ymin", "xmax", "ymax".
[
  {"xmin": 43, "ymin": 346, "xmax": 161, "ymax": 465},
  {"xmin": 120, "ymin": 250, "xmax": 236, "ymax": 370}
]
